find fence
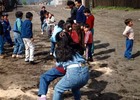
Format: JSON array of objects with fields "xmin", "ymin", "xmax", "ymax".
[{"xmin": 92, "ymin": 0, "xmax": 140, "ymax": 8}]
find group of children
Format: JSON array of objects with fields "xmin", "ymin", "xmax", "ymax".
[
  {"xmin": 40, "ymin": 6, "xmax": 55, "ymax": 36},
  {"xmin": 0, "ymin": 11, "xmax": 35, "ymax": 64}
]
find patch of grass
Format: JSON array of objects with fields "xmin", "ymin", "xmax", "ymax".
[
  {"xmin": 22, "ymin": 0, "xmax": 27, "ymax": 5},
  {"xmin": 94, "ymin": 6, "xmax": 135, "ymax": 11}
]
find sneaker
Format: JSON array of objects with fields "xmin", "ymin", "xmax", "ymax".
[
  {"xmin": 50, "ymin": 52, "xmax": 53, "ymax": 56},
  {"xmin": 29, "ymin": 61, "xmax": 36, "ymax": 65},
  {"xmin": 16, "ymin": 55, "xmax": 24, "ymax": 58},
  {"xmin": 41, "ymin": 32, "xmax": 44, "ymax": 35},
  {"xmin": 38, "ymin": 97, "xmax": 46, "ymax": 100},
  {"xmin": 0, "ymin": 55, "xmax": 5, "ymax": 59},
  {"xmin": 25, "ymin": 59, "xmax": 29, "ymax": 62},
  {"xmin": 12, "ymin": 54, "xmax": 16, "ymax": 58}
]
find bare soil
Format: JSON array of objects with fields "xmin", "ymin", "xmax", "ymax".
[{"xmin": 0, "ymin": 5, "xmax": 140, "ymax": 100}]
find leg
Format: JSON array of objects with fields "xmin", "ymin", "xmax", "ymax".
[
  {"xmin": 5, "ymin": 32, "xmax": 13, "ymax": 46},
  {"xmin": 124, "ymin": 39, "xmax": 133, "ymax": 59},
  {"xmin": 17, "ymin": 37, "xmax": 24, "ymax": 55},
  {"xmin": 50, "ymin": 42, "xmax": 55, "ymax": 54},
  {"xmin": 88, "ymin": 44, "xmax": 92, "ymax": 59},
  {"xmin": 0, "ymin": 36, "xmax": 4, "ymax": 54},
  {"xmin": 23, "ymin": 39, "xmax": 30, "ymax": 61},
  {"xmin": 38, "ymin": 67, "xmax": 65, "ymax": 96},
  {"xmin": 13, "ymin": 37, "xmax": 19, "ymax": 54},
  {"xmin": 28, "ymin": 40, "xmax": 35, "ymax": 61},
  {"xmin": 72, "ymin": 88, "xmax": 81, "ymax": 100}
]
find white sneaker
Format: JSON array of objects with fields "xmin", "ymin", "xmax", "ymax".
[
  {"xmin": 12, "ymin": 54, "xmax": 16, "ymax": 58},
  {"xmin": 16, "ymin": 55, "xmax": 24, "ymax": 58},
  {"xmin": 50, "ymin": 52, "xmax": 53, "ymax": 55},
  {"xmin": 41, "ymin": 32, "xmax": 44, "ymax": 34}
]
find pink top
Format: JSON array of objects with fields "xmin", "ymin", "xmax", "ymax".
[{"xmin": 84, "ymin": 31, "xmax": 93, "ymax": 44}]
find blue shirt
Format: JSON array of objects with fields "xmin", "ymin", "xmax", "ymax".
[
  {"xmin": 13, "ymin": 18, "xmax": 23, "ymax": 33},
  {"xmin": 2, "ymin": 20, "xmax": 11, "ymax": 33},
  {"xmin": 21, "ymin": 19, "xmax": 33, "ymax": 38},
  {"xmin": 50, "ymin": 25, "xmax": 62, "ymax": 42}
]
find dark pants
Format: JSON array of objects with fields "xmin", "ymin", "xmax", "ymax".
[
  {"xmin": 4, "ymin": 31, "xmax": 13, "ymax": 46},
  {"xmin": 124, "ymin": 38, "xmax": 133, "ymax": 59},
  {"xmin": 40, "ymin": 17, "xmax": 45, "ymax": 29},
  {"xmin": 86, "ymin": 43, "xmax": 92, "ymax": 59}
]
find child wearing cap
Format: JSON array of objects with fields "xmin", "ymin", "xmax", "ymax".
[{"xmin": 2, "ymin": 13, "xmax": 13, "ymax": 47}]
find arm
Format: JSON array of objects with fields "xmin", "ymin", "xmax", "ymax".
[
  {"xmin": 123, "ymin": 26, "xmax": 130, "ymax": 37},
  {"xmin": 17, "ymin": 19, "xmax": 22, "ymax": 33}
]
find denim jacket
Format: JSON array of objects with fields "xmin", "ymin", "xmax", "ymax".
[{"xmin": 55, "ymin": 53, "xmax": 86, "ymax": 70}]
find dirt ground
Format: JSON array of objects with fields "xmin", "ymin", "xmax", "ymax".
[{"xmin": 0, "ymin": 5, "xmax": 140, "ymax": 100}]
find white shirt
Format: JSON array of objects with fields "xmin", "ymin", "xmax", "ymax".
[{"xmin": 123, "ymin": 26, "xmax": 134, "ymax": 40}]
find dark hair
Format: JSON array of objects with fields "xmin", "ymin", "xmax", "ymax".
[
  {"xmin": 55, "ymin": 31, "xmax": 75, "ymax": 62},
  {"xmin": 84, "ymin": 23, "xmax": 90, "ymax": 28},
  {"xmin": 67, "ymin": 1, "xmax": 75, "ymax": 6},
  {"xmin": 15, "ymin": 11, "xmax": 23, "ymax": 18},
  {"xmin": 124, "ymin": 18, "xmax": 132, "ymax": 25},
  {"xmin": 26, "ymin": 12, "xmax": 33, "ymax": 19},
  {"xmin": 75, "ymin": 0, "xmax": 82, "ymax": 3},
  {"xmin": 63, "ymin": 22, "xmax": 72, "ymax": 32},
  {"xmin": 84, "ymin": 8, "xmax": 91, "ymax": 13},
  {"xmin": 41, "ymin": 6, "xmax": 46, "ymax": 9},
  {"xmin": 66, "ymin": 17, "xmax": 74, "ymax": 25},
  {"xmin": 58, "ymin": 20, "xmax": 65, "ymax": 29}
]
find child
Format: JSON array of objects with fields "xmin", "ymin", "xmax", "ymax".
[
  {"xmin": 123, "ymin": 18, "xmax": 134, "ymax": 60},
  {"xmin": 84, "ymin": 8, "xmax": 95, "ymax": 55},
  {"xmin": 0, "ymin": 13, "xmax": 4, "ymax": 58},
  {"xmin": 41, "ymin": 12, "xmax": 55, "ymax": 35},
  {"xmin": 40, "ymin": 6, "xmax": 47, "ymax": 29},
  {"xmin": 84, "ymin": 24, "xmax": 93, "ymax": 61},
  {"xmin": 52, "ymin": 31, "xmax": 89, "ymax": 100},
  {"xmin": 50, "ymin": 20, "xmax": 65, "ymax": 55},
  {"xmin": 21, "ymin": 12, "xmax": 35, "ymax": 64},
  {"xmin": 12, "ymin": 11, "xmax": 24, "ymax": 58},
  {"xmin": 67, "ymin": 0, "xmax": 77, "ymax": 22},
  {"xmin": 2, "ymin": 13, "xmax": 13, "ymax": 47}
]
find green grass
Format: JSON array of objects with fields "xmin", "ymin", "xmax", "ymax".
[
  {"xmin": 22, "ymin": 0, "xmax": 27, "ymax": 5},
  {"xmin": 94, "ymin": 6, "xmax": 135, "ymax": 11}
]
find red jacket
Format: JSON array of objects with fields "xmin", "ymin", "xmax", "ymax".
[
  {"xmin": 86, "ymin": 14, "xmax": 95, "ymax": 29},
  {"xmin": 70, "ymin": 31, "xmax": 79, "ymax": 43}
]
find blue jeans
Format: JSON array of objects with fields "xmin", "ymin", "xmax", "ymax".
[
  {"xmin": 50, "ymin": 41, "xmax": 56, "ymax": 53},
  {"xmin": 124, "ymin": 38, "xmax": 133, "ymax": 59},
  {"xmin": 4, "ymin": 31, "xmax": 13, "ymax": 46},
  {"xmin": 13, "ymin": 32, "xmax": 24, "ymax": 55},
  {"xmin": 0, "ymin": 35, "xmax": 4, "ymax": 54},
  {"xmin": 38, "ymin": 67, "xmax": 65, "ymax": 96},
  {"xmin": 53, "ymin": 66, "xmax": 89, "ymax": 100},
  {"xmin": 42, "ymin": 23, "xmax": 48, "ymax": 32}
]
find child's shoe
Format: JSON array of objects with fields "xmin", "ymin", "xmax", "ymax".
[
  {"xmin": 38, "ymin": 97, "xmax": 46, "ymax": 100},
  {"xmin": 50, "ymin": 52, "xmax": 53, "ymax": 56},
  {"xmin": 0, "ymin": 54, "xmax": 5, "ymax": 59},
  {"xmin": 41, "ymin": 32, "xmax": 44, "ymax": 35},
  {"xmin": 16, "ymin": 55, "xmax": 24, "ymax": 58},
  {"xmin": 12, "ymin": 54, "xmax": 16, "ymax": 58}
]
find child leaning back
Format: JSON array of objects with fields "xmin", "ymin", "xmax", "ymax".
[{"xmin": 123, "ymin": 18, "xmax": 134, "ymax": 60}]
